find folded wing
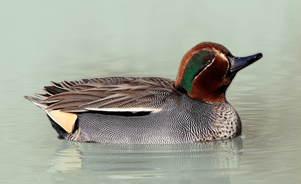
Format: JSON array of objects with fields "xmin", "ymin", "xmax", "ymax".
[{"xmin": 25, "ymin": 77, "xmax": 177, "ymax": 113}]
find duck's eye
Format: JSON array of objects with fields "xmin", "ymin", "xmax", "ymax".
[{"xmin": 205, "ymin": 59, "xmax": 212, "ymax": 65}]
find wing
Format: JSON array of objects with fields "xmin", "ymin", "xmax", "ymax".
[{"xmin": 25, "ymin": 77, "xmax": 178, "ymax": 113}]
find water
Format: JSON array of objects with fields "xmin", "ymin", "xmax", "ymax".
[{"xmin": 1, "ymin": 0, "xmax": 301, "ymax": 183}]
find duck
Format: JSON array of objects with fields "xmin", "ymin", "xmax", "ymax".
[{"xmin": 24, "ymin": 42, "xmax": 262, "ymax": 144}]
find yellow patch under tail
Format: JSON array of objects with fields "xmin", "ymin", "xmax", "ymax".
[{"xmin": 46, "ymin": 110, "xmax": 78, "ymax": 133}]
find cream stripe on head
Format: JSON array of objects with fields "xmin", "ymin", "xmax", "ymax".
[{"xmin": 213, "ymin": 48, "xmax": 227, "ymax": 60}]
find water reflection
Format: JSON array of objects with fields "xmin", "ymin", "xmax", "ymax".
[{"xmin": 50, "ymin": 138, "xmax": 242, "ymax": 182}]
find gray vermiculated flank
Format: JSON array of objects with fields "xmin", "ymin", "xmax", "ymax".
[{"xmin": 72, "ymin": 95, "xmax": 241, "ymax": 144}]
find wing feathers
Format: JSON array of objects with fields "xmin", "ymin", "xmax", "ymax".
[
  {"xmin": 46, "ymin": 100, "xmax": 90, "ymax": 110},
  {"xmin": 26, "ymin": 77, "xmax": 177, "ymax": 113}
]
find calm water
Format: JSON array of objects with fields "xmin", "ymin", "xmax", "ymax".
[{"xmin": 1, "ymin": 0, "xmax": 301, "ymax": 183}]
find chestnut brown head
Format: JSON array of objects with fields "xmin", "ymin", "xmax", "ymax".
[{"xmin": 174, "ymin": 42, "xmax": 262, "ymax": 103}]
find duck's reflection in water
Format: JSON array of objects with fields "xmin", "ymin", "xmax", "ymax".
[{"xmin": 49, "ymin": 137, "xmax": 242, "ymax": 182}]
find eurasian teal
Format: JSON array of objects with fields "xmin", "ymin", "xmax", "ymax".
[{"xmin": 25, "ymin": 42, "xmax": 262, "ymax": 144}]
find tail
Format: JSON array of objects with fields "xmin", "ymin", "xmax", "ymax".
[
  {"xmin": 24, "ymin": 95, "xmax": 78, "ymax": 135},
  {"xmin": 24, "ymin": 95, "xmax": 47, "ymax": 110}
]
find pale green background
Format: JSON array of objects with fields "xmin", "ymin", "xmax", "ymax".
[{"xmin": 1, "ymin": 0, "xmax": 301, "ymax": 183}]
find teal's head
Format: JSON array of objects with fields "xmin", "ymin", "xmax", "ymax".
[{"xmin": 174, "ymin": 42, "xmax": 262, "ymax": 103}]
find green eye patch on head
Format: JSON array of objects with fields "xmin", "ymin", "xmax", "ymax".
[{"xmin": 181, "ymin": 50, "xmax": 216, "ymax": 93}]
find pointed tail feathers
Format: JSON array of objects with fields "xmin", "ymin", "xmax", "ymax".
[{"xmin": 24, "ymin": 96, "xmax": 47, "ymax": 110}]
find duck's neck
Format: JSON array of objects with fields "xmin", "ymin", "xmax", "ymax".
[{"xmin": 189, "ymin": 84, "xmax": 229, "ymax": 103}]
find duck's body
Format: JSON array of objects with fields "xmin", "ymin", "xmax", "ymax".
[{"xmin": 25, "ymin": 42, "xmax": 262, "ymax": 144}]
